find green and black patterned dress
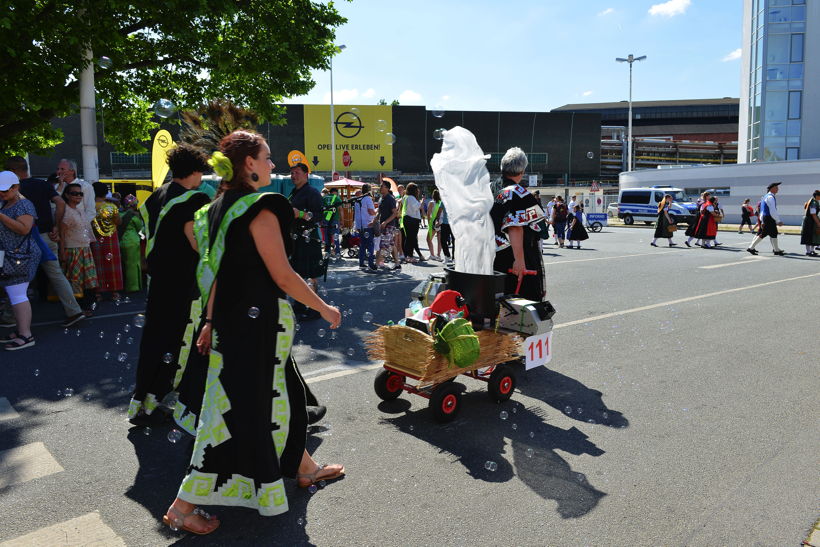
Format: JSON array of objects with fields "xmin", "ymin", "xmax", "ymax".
[{"xmin": 176, "ymin": 190, "xmax": 309, "ymax": 516}]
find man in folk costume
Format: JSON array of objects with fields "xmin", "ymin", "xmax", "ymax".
[
  {"xmin": 747, "ymin": 182, "xmax": 785, "ymax": 256},
  {"xmin": 128, "ymin": 144, "xmax": 212, "ymax": 425}
]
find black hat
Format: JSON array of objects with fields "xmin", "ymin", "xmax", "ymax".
[{"xmin": 767, "ymin": 181, "xmax": 782, "ymax": 190}]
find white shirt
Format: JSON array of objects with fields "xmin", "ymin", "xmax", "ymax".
[
  {"xmin": 403, "ymin": 195, "xmax": 421, "ymax": 219},
  {"xmin": 762, "ymin": 192, "xmax": 780, "ymax": 222},
  {"xmin": 546, "ymin": 200, "xmax": 556, "ymax": 216},
  {"xmin": 354, "ymin": 195, "xmax": 375, "ymax": 229},
  {"xmin": 56, "ymin": 178, "xmax": 96, "ymax": 225},
  {"xmin": 568, "ymin": 199, "xmax": 577, "ymax": 211}
]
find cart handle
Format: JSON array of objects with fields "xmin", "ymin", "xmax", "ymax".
[{"xmin": 507, "ymin": 269, "xmax": 537, "ymax": 295}]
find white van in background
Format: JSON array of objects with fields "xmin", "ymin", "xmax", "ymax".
[{"xmin": 617, "ymin": 187, "xmax": 697, "ymax": 225}]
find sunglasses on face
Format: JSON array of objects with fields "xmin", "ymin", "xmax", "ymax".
[{"xmin": 68, "ymin": 191, "xmax": 84, "ymax": 196}]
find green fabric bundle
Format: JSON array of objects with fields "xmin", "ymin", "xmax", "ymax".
[{"xmin": 433, "ymin": 318, "xmax": 480, "ymax": 368}]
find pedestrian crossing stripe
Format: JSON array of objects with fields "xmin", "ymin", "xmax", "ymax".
[
  {"xmin": 0, "ymin": 442, "xmax": 64, "ymax": 489},
  {"xmin": 0, "ymin": 511, "xmax": 125, "ymax": 546}
]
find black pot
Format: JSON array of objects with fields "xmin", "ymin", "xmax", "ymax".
[{"xmin": 444, "ymin": 268, "xmax": 507, "ymax": 321}]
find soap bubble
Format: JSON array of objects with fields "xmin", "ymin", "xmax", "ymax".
[
  {"xmin": 564, "ymin": 406, "xmax": 572, "ymax": 414},
  {"xmin": 75, "ymin": 329, "xmax": 81, "ymax": 337},
  {"xmin": 64, "ymin": 388, "xmax": 74, "ymax": 398},
  {"xmin": 350, "ymin": 107, "xmax": 360, "ymax": 116},
  {"xmin": 117, "ymin": 352, "xmax": 128, "ymax": 362},
  {"xmin": 511, "ymin": 423, "xmax": 518, "ymax": 430},
  {"xmin": 367, "ymin": 282, "xmax": 375, "ymax": 291},
  {"xmin": 98, "ymin": 331, "xmax": 105, "ymax": 338},
  {"xmin": 525, "ymin": 447, "xmax": 534, "ymax": 458},
  {"xmin": 167, "ymin": 429, "xmax": 182, "ymax": 443},
  {"xmin": 330, "ymin": 331, "xmax": 338, "ymax": 340},
  {"xmin": 385, "ymin": 132, "xmax": 396, "ymax": 145},
  {"xmin": 376, "ymin": 119, "xmax": 387, "ymax": 132},
  {"xmin": 33, "ymin": 369, "xmax": 40, "ymax": 377},
  {"xmin": 512, "ymin": 406, "xmax": 518, "ymax": 414},
  {"xmin": 64, "ymin": 328, "xmax": 69, "ymax": 335},
  {"xmin": 103, "ymin": 352, "xmax": 110, "ymax": 360},
  {"xmin": 56, "ymin": 390, "xmax": 62, "ymax": 397},
  {"xmin": 133, "ymin": 314, "xmax": 146, "ymax": 328},
  {"xmin": 317, "ymin": 329, "xmax": 326, "ymax": 338},
  {"xmin": 105, "ymin": 253, "xmax": 113, "ymax": 261},
  {"xmin": 362, "ymin": 312, "xmax": 373, "ymax": 323},
  {"xmin": 143, "ymin": 427, "xmax": 151, "ymax": 436},
  {"xmin": 382, "ymin": 290, "xmax": 387, "ymax": 296},
  {"xmin": 123, "ymin": 296, "xmax": 131, "ymax": 304},
  {"xmin": 248, "ymin": 307, "xmax": 260, "ymax": 319},
  {"xmin": 97, "ymin": 56, "xmax": 113, "ymax": 69},
  {"xmin": 123, "ymin": 324, "xmax": 131, "ymax": 332},
  {"xmin": 162, "ymin": 353, "xmax": 174, "ymax": 364},
  {"xmin": 291, "ymin": 233, "xmax": 298, "ymax": 240},
  {"xmin": 433, "ymin": 128, "xmax": 445, "ymax": 140},
  {"xmin": 346, "ymin": 347, "xmax": 355, "ymax": 357},
  {"xmin": 297, "ymin": 517, "xmax": 305, "ymax": 526},
  {"xmin": 432, "ymin": 105, "xmax": 445, "ymax": 118},
  {"xmin": 529, "ymin": 431, "xmax": 535, "ymax": 438},
  {"xmin": 126, "ymin": 337, "xmax": 134, "ymax": 345},
  {"xmin": 83, "ymin": 393, "xmax": 92, "ymax": 401},
  {"xmin": 295, "ymin": 324, "xmax": 301, "ymax": 332},
  {"xmin": 319, "ymin": 480, "xmax": 327, "ymax": 488},
  {"xmin": 499, "ymin": 411, "xmax": 508, "ymax": 420},
  {"xmin": 153, "ymin": 98, "xmax": 176, "ymax": 118},
  {"xmin": 307, "ymin": 484, "xmax": 318, "ymax": 494},
  {"xmin": 586, "ymin": 151, "xmax": 594, "ymax": 159},
  {"xmin": 484, "ymin": 461, "xmax": 498, "ymax": 472},
  {"xmin": 576, "ymin": 407, "xmax": 583, "ymax": 415}
]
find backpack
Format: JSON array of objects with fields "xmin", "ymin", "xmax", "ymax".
[{"xmin": 554, "ymin": 203, "xmax": 568, "ymax": 221}]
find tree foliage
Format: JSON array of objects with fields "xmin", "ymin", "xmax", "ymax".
[{"xmin": 0, "ymin": 1, "xmax": 347, "ymax": 156}]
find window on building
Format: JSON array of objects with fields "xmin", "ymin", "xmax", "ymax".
[
  {"xmin": 790, "ymin": 34, "xmax": 804, "ymax": 62},
  {"xmin": 787, "ymin": 120, "xmax": 801, "ymax": 136},
  {"xmin": 791, "ymin": 5, "xmax": 805, "ymax": 20},
  {"xmin": 788, "ymin": 91, "xmax": 801, "ymax": 119},
  {"xmin": 764, "ymin": 91, "xmax": 788, "ymax": 120},
  {"xmin": 786, "ymin": 148, "xmax": 799, "ymax": 160},
  {"xmin": 767, "ymin": 34, "xmax": 789, "ymax": 63}
]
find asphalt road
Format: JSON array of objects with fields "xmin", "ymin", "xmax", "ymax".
[{"xmin": 1, "ymin": 227, "xmax": 817, "ymax": 546}]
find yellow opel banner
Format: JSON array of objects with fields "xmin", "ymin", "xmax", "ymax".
[
  {"xmin": 151, "ymin": 129, "xmax": 175, "ymax": 189},
  {"xmin": 303, "ymin": 105, "xmax": 393, "ymax": 171}
]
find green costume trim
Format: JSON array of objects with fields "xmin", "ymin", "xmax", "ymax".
[
  {"xmin": 398, "ymin": 196, "xmax": 406, "ymax": 231},
  {"xmin": 127, "ymin": 393, "xmax": 159, "ymax": 420},
  {"xmin": 143, "ymin": 190, "xmax": 205, "ymax": 258}
]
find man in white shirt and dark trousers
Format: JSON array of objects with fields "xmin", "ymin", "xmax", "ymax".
[
  {"xmin": 354, "ymin": 184, "xmax": 378, "ymax": 272},
  {"xmin": 747, "ymin": 182, "xmax": 785, "ymax": 256}
]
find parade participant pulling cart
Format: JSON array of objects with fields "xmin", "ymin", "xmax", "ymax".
[{"xmin": 368, "ymin": 130, "xmax": 555, "ymax": 422}]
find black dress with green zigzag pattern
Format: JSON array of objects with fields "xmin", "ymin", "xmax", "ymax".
[{"xmin": 176, "ymin": 189, "xmax": 310, "ymax": 516}]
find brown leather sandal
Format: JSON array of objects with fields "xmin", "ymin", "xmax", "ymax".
[
  {"xmin": 296, "ymin": 463, "xmax": 345, "ymax": 488},
  {"xmin": 162, "ymin": 506, "xmax": 220, "ymax": 535}
]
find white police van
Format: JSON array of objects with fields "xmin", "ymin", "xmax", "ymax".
[{"xmin": 617, "ymin": 186, "xmax": 697, "ymax": 225}]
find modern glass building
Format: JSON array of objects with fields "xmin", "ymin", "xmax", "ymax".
[{"xmin": 739, "ymin": 0, "xmax": 820, "ymax": 163}]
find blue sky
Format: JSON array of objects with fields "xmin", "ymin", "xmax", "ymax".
[{"xmin": 285, "ymin": 0, "xmax": 743, "ymax": 111}]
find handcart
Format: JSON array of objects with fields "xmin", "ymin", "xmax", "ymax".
[
  {"xmin": 367, "ymin": 268, "xmax": 555, "ymax": 422},
  {"xmin": 585, "ymin": 212, "xmax": 607, "ymax": 233}
]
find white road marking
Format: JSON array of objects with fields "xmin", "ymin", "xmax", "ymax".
[
  {"xmin": 0, "ymin": 442, "xmax": 64, "ymax": 489},
  {"xmin": 699, "ymin": 257, "xmax": 771, "ymax": 269},
  {"xmin": 546, "ymin": 249, "xmax": 681, "ymax": 264},
  {"xmin": 0, "ymin": 398, "xmax": 19, "ymax": 422},
  {"xmin": 0, "ymin": 511, "xmax": 125, "ymax": 547},
  {"xmin": 553, "ymin": 272, "xmax": 820, "ymax": 329},
  {"xmin": 307, "ymin": 272, "xmax": 820, "ymax": 384},
  {"xmin": 302, "ymin": 364, "xmax": 347, "ymax": 377}
]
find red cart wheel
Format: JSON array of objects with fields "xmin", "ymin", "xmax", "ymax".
[
  {"xmin": 488, "ymin": 365, "xmax": 517, "ymax": 402},
  {"xmin": 429, "ymin": 382, "xmax": 463, "ymax": 422},
  {"xmin": 374, "ymin": 369, "xmax": 404, "ymax": 400}
]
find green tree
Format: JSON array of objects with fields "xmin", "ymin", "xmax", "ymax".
[{"xmin": 1, "ymin": 1, "xmax": 346, "ymax": 155}]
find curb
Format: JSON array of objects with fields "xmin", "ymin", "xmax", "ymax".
[{"xmin": 606, "ymin": 218, "xmax": 802, "ymax": 235}]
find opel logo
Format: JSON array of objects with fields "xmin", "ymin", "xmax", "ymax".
[{"xmin": 335, "ymin": 111, "xmax": 363, "ymax": 139}]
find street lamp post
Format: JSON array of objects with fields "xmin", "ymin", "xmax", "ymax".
[
  {"xmin": 330, "ymin": 44, "xmax": 346, "ymax": 175},
  {"xmin": 615, "ymin": 54, "xmax": 646, "ymax": 172}
]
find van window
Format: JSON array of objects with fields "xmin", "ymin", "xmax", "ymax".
[
  {"xmin": 653, "ymin": 192, "xmax": 664, "ymax": 202},
  {"xmin": 620, "ymin": 191, "xmax": 650, "ymax": 204}
]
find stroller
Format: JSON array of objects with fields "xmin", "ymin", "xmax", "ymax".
[{"xmin": 341, "ymin": 228, "xmax": 360, "ymax": 258}]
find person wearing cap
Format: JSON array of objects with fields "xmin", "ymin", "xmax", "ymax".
[
  {"xmin": 4, "ymin": 156, "xmax": 86, "ymax": 327},
  {"xmin": 747, "ymin": 182, "xmax": 785, "ymax": 256},
  {"xmin": 0, "ymin": 170, "xmax": 42, "ymax": 350}
]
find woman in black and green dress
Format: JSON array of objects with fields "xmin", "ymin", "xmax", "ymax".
[
  {"xmin": 651, "ymin": 194, "xmax": 677, "ymax": 247},
  {"xmin": 163, "ymin": 131, "xmax": 343, "ymax": 535}
]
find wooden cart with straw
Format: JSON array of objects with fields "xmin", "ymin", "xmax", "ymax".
[{"xmin": 366, "ymin": 324, "xmax": 524, "ymax": 422}]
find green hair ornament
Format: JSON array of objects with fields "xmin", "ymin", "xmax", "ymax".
[{"xmin": 208, "ymin": 151, "xmax": 233, "ymax": 180}]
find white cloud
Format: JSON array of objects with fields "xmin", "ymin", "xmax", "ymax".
[
  {"xmin": 722, "ymin": 48, "xmax": 742, "ymax": 62},
  {"xmin": 582, "ymin": 90, "xmax": 593, "ymax": 96},
  {"xmin": 441, "ymin": 95, "xmax": 451, "ymax": 101},
  {"xmin": 648, "ymin": 0, "xmax": 691, "ymax": 17},
  {"xmin": 598, "ymin": 8, "xmax": 614, "ymax": 16},
  {"xmin": 321, "ymin": 88, "xmax": 361, "ymax": 103},
  {"xmin": 362, "ymin": 88, "xmax": 376, "ymax": 99},
  {"xmin": 398, "ymin": 89, "xmax": 423, "ymax": 104}
]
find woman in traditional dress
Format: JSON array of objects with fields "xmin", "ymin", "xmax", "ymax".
[
  {"xmin": 59, "ymin": 183, "xmax": 98, "ymax": 314},
  {"xmin": 694, "ymin": 196, "xmax": 719, "ymax": 248},
  {"xmin": 401, "ymin": 182, "xmax": 425, "ymax": 262},
  {"xmin": 685, "ymin": 191, "xmax": 710, "ymax": 247},
  {"xmin": 739, "ymin": 198, "xmax": 755, "ymax": 234},
  {"xmin": 566, "ymin": 205, "xmax": 589, "ymax": 249},
  {"xmin": 650, "ymin": 194, "xmax": 677, "ymax": 247},
  {"xmin": 163, "ymin": 130, "xmax": 343, "ymax": 535},
  {"xmin": 800, "ymin": 190, "xmax": 820, "ymax": 257},
  {"xmin": 0, "ymin": 171, "xmax": 41, "ymax": 351},
  {"xmin": 90, "ymin": 182, "xmax": 123, "ymax": 301},
  {"xmin": 425, "ymin": 189, "xmax": 442, "ymax": 260},
  {"xmin": 118, "ymin": 194, "xmax": 143, "ymax": 293}
]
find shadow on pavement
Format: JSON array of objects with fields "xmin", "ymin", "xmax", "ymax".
[{"xmin": 380, "ymin": 390, "xmax": 606, "ymax": 519}]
